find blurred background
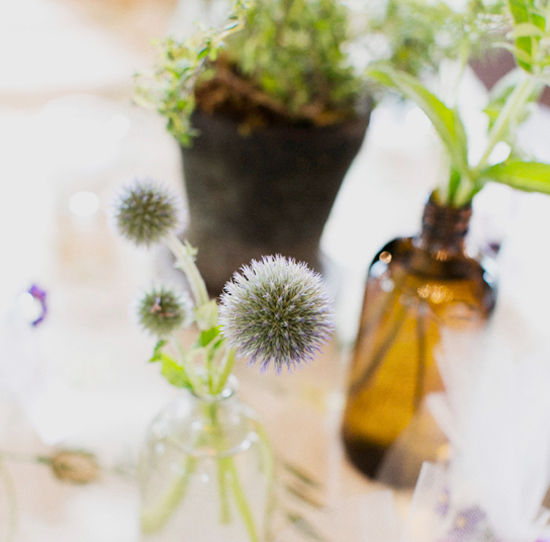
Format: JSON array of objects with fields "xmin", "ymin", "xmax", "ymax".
[{"xmin": 2, "ymin": 1, "xmax": 550, "ymax": 539}]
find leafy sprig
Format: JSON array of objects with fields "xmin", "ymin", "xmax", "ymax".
[
  {"xmin": 367, "ymin": 0, "xmax": 550, "ymax": 207},
  {"xmin": 135, "ymin": 0, "xmax": 368, "ymax": 144},
  {"xmin": 361, "ymin": 0, "xmax": 509, "ymax": 78},
  {"xmin": 134, "ymin": 1, "xmax": 248, "ymax": 146}
]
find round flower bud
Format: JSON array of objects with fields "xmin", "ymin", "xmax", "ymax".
[
  {"xmin": 219, "ymin": 255, "xmax": 334, "ymax": 373},
  {"xmin": 136, "ymin": 286, "xmax": 192, "ymax": 337},
  {"xmin": 49, "ymin": 450, "xmax": 100, "ymax": 484},
  {"xmin": 111, "ymin": 180, "xmax": 184, "ymax": 247}
]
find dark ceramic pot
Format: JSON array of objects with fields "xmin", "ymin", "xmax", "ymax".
[{"xmin": 180, "ymin": 105, "xmax": 373, "ymax": 296}]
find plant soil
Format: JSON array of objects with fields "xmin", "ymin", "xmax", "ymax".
[{"xmin": 194, "ymin": 57, "xmax": 357, "ymax": 132}]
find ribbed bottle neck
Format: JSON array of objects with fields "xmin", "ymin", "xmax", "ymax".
[{"xmin": 416, "ymin": 193, "xmax": 472, "ymax": 257}]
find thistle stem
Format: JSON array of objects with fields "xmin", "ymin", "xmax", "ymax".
[
  {"xmin": 174, "ymin": 341, "xmax": 207, "ymax": 395},
  {"xmin": 225, "ymin": 458, "xmax": 260, "ymax": 542},
  {"xmin": 217, "ymin": 458, "xmax": 232, "ymax": 525},
  {"xmin": 140, "ymin": 455, "xmax": 197, "ymax": 534},
  {"xmin": 214, "ymin": 348, "xmax": 237, "ymax": 395},
  {"xmin": 165, "ymin": 232, "xmax": 210, "ymax": 307}
]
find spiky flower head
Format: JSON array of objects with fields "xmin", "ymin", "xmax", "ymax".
[
  {"xmin": 136, "ymin": 285, "xmax": 192, "ymax": 337},
  {"xmin": 219, "ymin": 255, "xmax": 335, "ymax": 373},
  {"xmin": 111, "ymin": 179, "xmax": 184, "ymax": 247}
]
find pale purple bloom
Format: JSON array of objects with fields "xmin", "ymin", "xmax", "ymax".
[{"xmin": 219, "ymin": 255, "xmax": 334, "ymax": 373}]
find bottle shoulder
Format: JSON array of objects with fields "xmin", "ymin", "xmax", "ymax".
[
  {"xmin": 371, "ymin": 235, "xmax": 494, "ymax": 282},
  {"xmin": 367, "ymin": 235, "xmax": 497, "ymax": 316}
]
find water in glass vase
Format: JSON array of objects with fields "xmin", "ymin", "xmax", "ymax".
[
  {"xmin": 342, "ymin": 195, "xmax": 497, "ymax": 485},
  {"xmin": 139, "ymin": 376, "xmax": 274, "ymax": 542}
]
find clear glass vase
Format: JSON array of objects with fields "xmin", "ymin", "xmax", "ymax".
[
  {"xmin": 342, "ymin": 193, "xmax": 497, "ymax": 485},
  {"xmin": 139, "ymin": 376, "xmax": 275, "ymax": 542}
]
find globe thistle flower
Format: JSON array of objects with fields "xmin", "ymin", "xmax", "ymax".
[
  {"xmin": 136, "ymin": 285, "xmax": 192, "ymax": 337},
  {"xmin": 219, "ymin": 255, "xmax": 335, "ymax": 373},
  {"xmin": 111, "ymin": 179, "xmax": 184, "ymax": 247}
]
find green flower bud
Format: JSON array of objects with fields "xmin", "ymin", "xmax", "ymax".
[
  {"xmin": 137, "ymin": 286, "xmax": 192, "ymax": 337},
  {"xmin": 112, "ymin": 180, "xmax": 184, "ymax": 247}
]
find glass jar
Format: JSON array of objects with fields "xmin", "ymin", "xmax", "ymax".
[
  {"xmin": 139, "ymin": 376, "xmax": 275, "ymax": 542},
  {"xmin": 341, "ymin": 193, "xmax": 497, "ymax": 484}
]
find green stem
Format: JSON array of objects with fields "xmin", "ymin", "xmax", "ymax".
[
  {"xmin": 210, "ymin": 400, "xmax": 264, "ymax": 542},
  {"xmin": 165, "ymin": 232, "xmax": 210, "ymax": 307},
  {"xmin": 475, "ymin": 75, "xmax": 537, "ymax": 174},
  {"xmin": 174, "ymin": 342, "xmax": 207, "ymax": 395},
  {"xmin": 451, "ymin": 74, "xmax": 538, "ymax": 207},
  {"xmin": 214, "ymin": 348, "xmax": 237, "ymax": 395},
  {"xmin": 256, "ymin": 425, "xmax": 276, "ymax": 542},
  {"xmin": 210, "ymin": 402, "xmax": 261, "ymax": 542},
  {"xmin": 217, "ymin": 457, "xmax": 232, "ymax": 524},
  {"xmin": 224, "ymin": 458, "xmax": 260, "ymax": 542},
  {"xmin": 207, "ymin": 403, "xmax": 231, "ymax": 524},
  {"xmin": 0, "ymin": 456, "xmax": 18, "ymax": 542},
  {"xmin": 206, "ymin": 354, "xmax": 214, "ymax": 394},
  {"xmin": 452, "ymin": 172, "xmax": 475, "ymax": 208},
  {"xmin": 140, "ymin": 455, "xmax": 197, "ymax": 534}
]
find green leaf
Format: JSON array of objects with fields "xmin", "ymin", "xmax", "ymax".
[
  {"xmin": 194, "ymin": 300, "xmax": 219, "ymax": 331},
  {"xmin": 447, "ymin": 167, "xmax": 462, "ymax": 203},
  {"xmin": 511, "ymin": 22, "xmax": 545, "ymax": 38},
  {"xmin": 366, "ymin": 65, "xmax": 469, "ymax": 178},
  {"xmin": 508, "ymin": 0, "xmax": 535, "ymax": 26},
  {"xmin": 196, "ymin": 47, "xmax": 209, "ymax": 60},
  {"xmin": 480, "ymin": 161, "xmax": 550, "ymax": 194},
  {"xmin": 494, "ymin": 42, "xmax": 534, "ymax": 67},
  {"xmin": 197, "ymin": 326, "xmax": 221, "ymax": 347},
  {"xmin": 160, "ymin": 357, "xmax": 192, "ymax": 388},
  {"xmin": 149, "ymin": 340, "xmax": 167, "ymax": 363},
  {"xmin": 506, "ymin": 0, "xmax": 545, "ymax": 71}
]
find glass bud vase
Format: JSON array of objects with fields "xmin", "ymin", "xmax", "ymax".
[
  {"xmin": 139, "ymin": 376, "xmax": 275, "ymax": 542},
  {"xmin": 342, "ymin": 193, "xmax": 497, "ymax": 483}
]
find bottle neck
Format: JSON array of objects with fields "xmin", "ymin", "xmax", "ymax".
[
  {"xmin": 415, "ymin": 194, "xmax": 472, "ymax": 258},
  {"xmin": 191, "ymin": 374, "xmax": 239, "ymax": 404}
]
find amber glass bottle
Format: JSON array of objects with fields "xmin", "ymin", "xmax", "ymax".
[{"xmin": 342, "ymin": 193, "xmax": 497, "ymax": 480}]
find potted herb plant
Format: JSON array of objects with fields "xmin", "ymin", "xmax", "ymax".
[
  {"xmin": 135, "ymin": 0, "xmax": 376, "ymax": 296},
  {"xmin": 342, "ymin": 0, "xmax": 550, "ymax": 483}
]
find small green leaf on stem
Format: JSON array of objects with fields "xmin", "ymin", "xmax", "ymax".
[
  {"xmin": 480, "ymin": 161, "xmax": 550, "ymax": 194},
  {"xmin": 195, "ymin": 300, "xmax": 219, "ymax": 331},
  {"xmin": 160, "ymin": 356, "xmax": 192, "ymax": 388},
  {"xmin": 197, "ymin": 327, "xmax": 221, "ymax": 347},
  {"xmin": 366, "ymin": 65, "xmax": 470, "ymax": 180},
  {"xmin": 149, "ymin": 340, "xmax": 167, "ymax": 362}
]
